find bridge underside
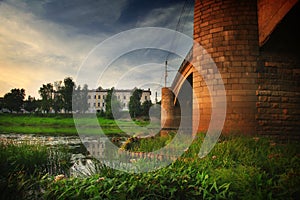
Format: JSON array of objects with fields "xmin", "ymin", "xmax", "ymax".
[{"xmin": 162, "ymin": 0, "xmax": 300, "ymax": 138}]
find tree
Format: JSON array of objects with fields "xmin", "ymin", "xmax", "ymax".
[
  {"xmin": 129, "ymin": 89, "xmax": 143, "ymax": 118},
  {"xmin": 73, "ymin": 84, "xmax": 89, "ymax": 113},
  {"xmin": 39, "ymin": 83, "xmax": 53, "ymax": 113},
  {"xmin": 81, "ymin": 84, "xmax": 89, "ymax": 113},
  {"xmin": 3, "ymin": 88, "xmax": 25, "ymax": 112},
  {"xmin": 24, "ymin": 96, "xmax": 38, "ymax": 113},
  {"xmin": 53, "ymin": 91, "xmax": 63, "ymax": 113},
  {"xmin": 0, "ymin": 97, "xmax": 3, "ymax": 110},
  {"xmin": 141, "ymin": 100, "xmax": 152, "ymax": 119},
  {"xmin": 61, "ymin": 77, "xmax": 75, "ymax": 113},
  {"xmin": 52, "ymin": 81, "xmax": 63, "ymax": 113},
  {"xmin": 105, "ymin": 87, "xmax": 121, "ymax": 119}
]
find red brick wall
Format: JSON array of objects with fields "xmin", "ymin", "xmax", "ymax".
[
  {"xmin": 193, "ymin": 0, "xmax": 259, "ymax": 134},
  {"xmin": 256, "ymin": 54, "xmax": 300, "ymax": 138}
]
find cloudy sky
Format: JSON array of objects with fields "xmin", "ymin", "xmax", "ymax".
[{"xmin": 0, "ymin": 0, "xmax": 194, "ymax": 100}]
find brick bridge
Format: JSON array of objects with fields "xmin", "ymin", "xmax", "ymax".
[{"xmin": 161, "ymin": 0, "xmax": 300, "ymax": 138}]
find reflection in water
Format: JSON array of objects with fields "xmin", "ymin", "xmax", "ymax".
[
  {"xmin": 0, "ymin": 134, "xmax": 112, "ymax": 177},
  {"xmin": 1, "ymin": 133, "xmax": 182, "ymax": 174}
]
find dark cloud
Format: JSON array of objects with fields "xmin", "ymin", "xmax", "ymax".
[
  {"xmin": 118, "ymin": 0, "xmax": 183, "ymax": 24},
  {"xmin": 0, "ymin": 0, "xmax": 194, "ymax": 98},
  {"xmin": 40, "ymin": 0, "xmax": 189, "ymax": 34},
  {"xmin": 41, "ymin": 0, "xmax": 125, "ymax": 34}
]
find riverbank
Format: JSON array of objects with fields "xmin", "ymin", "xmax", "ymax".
[
  {"xmin": 0, "ymin": 114, "xmax": 152, "ymax": 136},
  {"xmin": 1, "ymin": 134, "xmax": 299, "ymax": 199}
]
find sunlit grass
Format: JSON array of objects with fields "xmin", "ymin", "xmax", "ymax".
[
  {"xmin": 0, "ymin": 114, "xmax": 154, "ymax": 136},
  {"xmin": 42, "ymin": 134, "xmax": 300, "ymax": 199}
]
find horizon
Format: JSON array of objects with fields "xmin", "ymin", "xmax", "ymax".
[{"xmin": 0, "ymin": 0, "xmax": 194, "ymax": 101}]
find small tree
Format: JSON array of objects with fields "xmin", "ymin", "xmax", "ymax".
[
  {"xmin": 52, "ymin": 81, "xmax": 63, "ymax": 113},
  {"xmin": 24, "ymin": 96, "xmax": 38, "ymax": 113},
  {"xmin": 53, "ymin": 92, "xmax": 63, "ymax": 113},
  {"xmin": 141, "ymin": 100, "xmax": 152, "ymax": 119},
  {"xmin": 39, "ymin": 83, "xmax": 53, "ymax": 113},
  {"xmin": 61, "ymin": 77, "xmax": 75, "ymax": 113},
  {"xmin": 129, "ymin": 89, "xmax": 142, "ymax": 118},
  {"xmin": 0, "ymin": 98, "xmax": 3, "ymax": 110},
  {"xmin": 105, "ymin": 87, "xmax": 121, "ymax": 119},
  {"xmin": 3, "ymin": 88, "xmax": 25, "ymax": 112},
  {"xmin": 73, "ymin": 84, "xmax": 89, "ymax": 113}
]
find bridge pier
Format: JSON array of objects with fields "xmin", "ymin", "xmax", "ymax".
[
  {"xmin": 160, "ymin": 87, "xmax": 180, "ymax": 136},
  {"xmin": 161, "ymin": 0, "xmax": 300, "ymax": 138},
  {"xmin": 192, "ymin": 0, "xmax": 259, "ymax": 135}
]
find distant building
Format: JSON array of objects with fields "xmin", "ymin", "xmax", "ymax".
[{"xmin": 87, "ymin": 88, "xmax": 151, "ymax": 113}]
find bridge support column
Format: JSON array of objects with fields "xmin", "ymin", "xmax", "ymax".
[
  {"xmin": 161, "ymin": 87, "xmax": 179, "ymax": 136},
  {"xmin": 193, "ymin": 0, "xmax": 259, "ymax": 134}
]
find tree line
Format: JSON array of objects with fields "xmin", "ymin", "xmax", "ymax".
[{"xmin": 0, "ymin": 77, "xmax": 153, "ymax": 119}]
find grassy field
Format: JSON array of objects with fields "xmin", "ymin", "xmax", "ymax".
[
  {"xmin": 1, "ymin": 134, "xmax": 299, "ymax": 199},
  {"xmin": 1, "ymin": 114, "xmax": 299, "ymax": 199},
  {"xmin": 0, "ymin": 114, "xmax": 153, "ymax": 136}
]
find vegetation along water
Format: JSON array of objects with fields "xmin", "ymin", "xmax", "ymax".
[{"xmin": 0, "ymin": 115, "xmax": 299, "ymax": 200}]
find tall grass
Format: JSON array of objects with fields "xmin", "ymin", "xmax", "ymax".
[
  {"xmin": 42, "ymin": 134, "xmax": 300, "ymax": 199},
  {"xmin": 0, "ymin": 139, "xmax": 72, "ymax": 200}
]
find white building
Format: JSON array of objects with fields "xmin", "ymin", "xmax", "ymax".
[{"xmin": 87, "ymin": 88, "xmax": 151, "ymax": 113}]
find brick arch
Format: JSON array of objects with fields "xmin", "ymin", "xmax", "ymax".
[
  {"xmin": 258, "ymin": 0, "xmax": 298, "ymax": 46},
  {"xmin": 161, "ymin": 0, "xmax": 300, "ymax": 138}
]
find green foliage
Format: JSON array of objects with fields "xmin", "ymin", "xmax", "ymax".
[
  {"xmin": 129, "ymin": 89, "xmax": 153, "ymax": 119},
  {"xmin": 39, "ymin": 83, "xmax": 54, "ymax": 113},
  {"xmin": 38, "ymin": 77, "xmax": 75, "ymax": 113},
  {"xmin": 0, "ymin": 140, "xmax": 56, "ymax": 199},
  {"xmin": 23, "ymin": 96, "xmax": 38, "ymax": 113},
  {"xmin": 0, "ymin": 114, "xmax": 145, "ymax": 136},
  {"xmin": 1, "ymin": 134, "xmax": 299, "ymax": 199},
  {"xmin": 73, "ymin": 84, "xmax": 89, "ymax": 113},
  {"xmin": 105, "ymin": 88, "xmax": 122, "ymax": 119},
  {"xmin": 3, "ymin": 88, "xmax": 25, "ymax": 112},
  {"xmin": 61, "ymin": 77, "xmax": 75, "ymax": 113},
  {"xmin": 41, "ymin": 162, "xmax": 231, "ymax": 200},
  {"xmin": 0, "ymin": 139, "xmax": 73, "ymax": 200},
  {"xmin": 121, "ymin": 133, "xmax": 175, "ymax": 152},
  {"xmin": 129, "ymin": 89, "xmax": 143, "ymax": 118},
  {"xmin": 141, "ymin": 100, "xmax": 152, "ymax": 119}
]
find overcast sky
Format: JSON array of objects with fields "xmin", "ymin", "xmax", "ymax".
[{"xmin": 0, "ymin": 0, "xmax": 194, "ymax": 100}]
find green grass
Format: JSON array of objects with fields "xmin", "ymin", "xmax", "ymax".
[
  {"xmin": 0, "ymin": 114, "xmax": 153, "ymax": 136},
  {"xmin": 120, "ymin": 132, "xmax": 175, "ymax": 152},
  {"xmin": 1, "ymin": 115, "xmax": 299, "ymax": 199},
  {"xmin": 40, "ymin": 134, "xmax": 299, "ymax": 199},
  {"xmin": 0, "ymin": 139, "xmax": 72, "ymax": 200}
]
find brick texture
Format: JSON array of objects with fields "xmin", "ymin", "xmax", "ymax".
[
  {"xmin": 162, "ymin": 0, "xmax": 300, "ymax": 139},
  {"xmin": 193, "ymin": 0, "xmax": 259, "ymax": 134},
  {"xmin": 257, "ymin": 53, "xmax": 300, "ymax": 138}
]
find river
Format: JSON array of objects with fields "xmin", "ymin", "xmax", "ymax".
[{"xmin": 0, "ymin": 133, "xmax": 117, "ymax": 177}]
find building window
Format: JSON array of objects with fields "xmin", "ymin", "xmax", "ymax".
[
  {"xmin": 93, "ymin": 103, "xmax": 96, "ymax": 106},
  {"xmin": 88, "ymin": 95, "xmax": 91, "ymax": 99},
  {"xmin": 94, "ymin": 95, "xmax": 96, "ymax": 99},
  {"xmin": 102, "ymin": 102, "xmax": 105, "ymax": 107},
  {"xmin": 118, "ymin": 95, "xmax": 120, "ymax": 99},
  {"xmin": 123, "ymin": 96, "xmax": 126, "ymax": 100},
  {"xmin": 98, "ymin": 102, "xmax": 100, "ymax": 107},
  {"xmin": 98, "ymin": 95, "xmax": 101, "ymax": 99},
  {"xmin": 145, "ymin": 96, "xmax": 147, "ymax": 100}
]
